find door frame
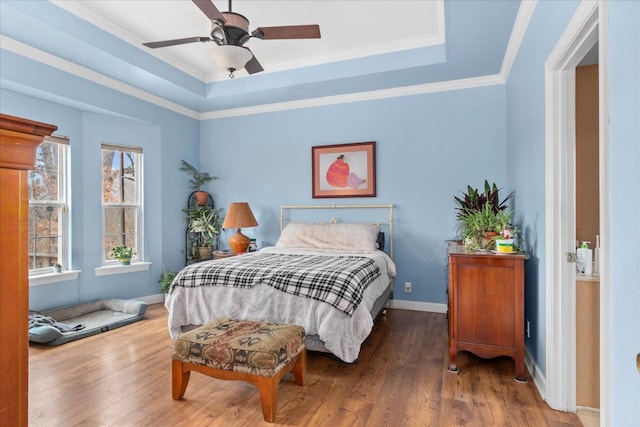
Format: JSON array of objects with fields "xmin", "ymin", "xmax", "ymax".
[{"xmin": 544, "ymin": 0, "xmax": 609, "ymax": 422}]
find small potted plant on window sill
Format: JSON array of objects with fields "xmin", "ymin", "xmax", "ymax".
[
  {"xmin": 179, "ymin": 160, "xmax": 219, "ymax": 206},
  {"xmin": 111, "ymin": 246, "xmax": 136, "ymax": 265},
  {"xmin": 52, "ymin": 263, "xmax": 62, "ymax": 273}
]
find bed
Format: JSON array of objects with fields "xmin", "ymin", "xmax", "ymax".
[{"xmin": 165, "ymin": 204, "xmax": 396, "ymax": 363}]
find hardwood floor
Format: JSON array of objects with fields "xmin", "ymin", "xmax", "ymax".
[{"xmin": 29, "ymin": 304, "xmax": 582, "ymax": 426}]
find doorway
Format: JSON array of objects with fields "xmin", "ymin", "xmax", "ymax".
[
  {"xmin": 575, "ymin": 60, "xmax": 600, "ymax": 424},
  {"xmin": 544, "ymin": 0, "xmax": 610, "ymax": 424}
]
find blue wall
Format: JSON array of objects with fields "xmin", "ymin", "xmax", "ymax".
[{"xmin": 200, "ymin": 87, "xmax": 507, "ymax": 305}]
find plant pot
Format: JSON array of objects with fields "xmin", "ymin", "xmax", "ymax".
[
  {"xmin": 118, "ymin": 257, "xmax": 131, "ymax": 265},
  {"xmin": 482, "ymin": 231, "xmax": 499, "ymax": 250},
  {"xmin": 495, "ymin": 238, "xmax": 515, "ymax": 253},
  {"xmin": 198, "ymin": 246, "xmax": 212, "ymax": 259},
  {"xmin": 194, "ymin": 191, "xmax": 209, "ymax": 206}
]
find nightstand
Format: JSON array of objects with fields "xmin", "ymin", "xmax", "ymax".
[{"xmin": 213, "ymin": 250, "xmax": 238, "ymax": 260}]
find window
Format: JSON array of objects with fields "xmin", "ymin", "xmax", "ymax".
[
  {"xmin": 102, "ymin": 144, "xmax": 143, "ymax": 264},
  {"xmin": 28, "ymin": 136, "xmax": 69, "ymax": 274}
]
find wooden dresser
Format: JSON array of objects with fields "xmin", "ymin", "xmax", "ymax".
[
  {"xmin": 447, "ymin": 247, "xmax": 527, "ymax": 382},
  {"xmin": 0, "ymin": 113, "xmax": 57, "ymax": 426}
]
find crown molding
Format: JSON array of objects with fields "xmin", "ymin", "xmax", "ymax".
[
  {"xmin": 51, "ymin": 0, "xmax": 446, "ymax": 85},
  {"xmin": 500, "ymin": 0, "xmax": 537, "ymax": 80},
  {"xmin": 1, "ymin": 36, "xmax": 199, "ymax": 119},
  {"xmin": 2, "ymin": 33, "xmax": 504, "ymax": 121},
  {"xmin": 200, "ymin": 74, "xmax": 505, "ymax": 120},
  {"xmin": 50, "ymin": 0, "xmax": 207, "ymax": 81}
]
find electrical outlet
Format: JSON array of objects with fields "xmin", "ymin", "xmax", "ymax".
[
  {"xmin": 526, "ymin": 320, "xmax": 530, "ymax": 338},
  {"xmin": 404, "ymin": 282, "xmax": 412, "ymax": 293}
]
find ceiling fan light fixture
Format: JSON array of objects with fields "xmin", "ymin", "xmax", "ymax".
[
  {"xmin": 210, "ymin": 25, "xmax": 226, "ymax": 45},
  {"xmin": 209, "ymin": 45, "xmax": 252, "ymax": 78}
]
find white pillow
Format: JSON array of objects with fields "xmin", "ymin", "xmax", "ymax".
[{"xmin": 276, "ymin": 222, "xmax": 380, "ymax": 251}]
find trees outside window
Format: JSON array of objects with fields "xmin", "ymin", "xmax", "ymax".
[
  {"xmin": 102, "ymin": 144, "xmax": 142, "ymax": 263},
  {"xmin": 28, "ymin": 136, "xmax": 69, "ymax": 273}
]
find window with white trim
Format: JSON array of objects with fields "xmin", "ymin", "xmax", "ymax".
[
  {"xmin": 28, "ymin": 136, "xmax": 69, "ymax": 274},
  {"xmin": 101, "ymin": 144, "xmax": 143, "ymax": 264}
]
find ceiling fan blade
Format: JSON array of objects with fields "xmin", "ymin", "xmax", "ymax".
[
  {"xmin": 252, "ymin": 24, "xmax": 320, "ymax": 40},
  {"xmin": 143, "ymin": 36, "xmax": 212, "ymax": 49},
  {"xmin": 244, "ymin": 53, "xmax": 264, "ymax": 74},
  {"xmin": 192, "ymin": 0, "xmax": 226, "ymax": 22}
]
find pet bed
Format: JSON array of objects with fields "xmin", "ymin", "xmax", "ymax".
[{"xmin": 29, "ymin": 298, "xmax": 147, "ymax": 346}]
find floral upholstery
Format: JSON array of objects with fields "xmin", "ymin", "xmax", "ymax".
[{"xmin": 173, "ymin": 318, "xmax": 305, "ymax": 378}]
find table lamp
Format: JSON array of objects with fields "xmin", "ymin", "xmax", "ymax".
[{"xmin": 222, "ymin": 202, "xmax": 258, "ymax": 253}]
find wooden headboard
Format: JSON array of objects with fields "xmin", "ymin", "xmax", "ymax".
[{"xmin": 279, "ymin": 204, "xmax": 395, "ymax": 259}]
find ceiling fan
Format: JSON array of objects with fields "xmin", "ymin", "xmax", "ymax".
[{"xmin": 142, "ymin": 0, "xmax": 321, "ymax": 78}]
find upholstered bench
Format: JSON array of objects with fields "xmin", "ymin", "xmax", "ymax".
[{"xmin": 172, "ymin": 318, "xmax": 306, "ymax": 423}]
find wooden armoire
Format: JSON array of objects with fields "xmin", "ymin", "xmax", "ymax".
[{"xmin": 0, "ymin": 113, "xmax": 57, "ymax": 426}]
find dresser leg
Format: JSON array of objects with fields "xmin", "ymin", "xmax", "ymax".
[
  {"xmin": 514, "ymin": 358, "xmax": 527, "ymax": 383},
  {"xmin": 448, "ymin": 346, "xmax": 459, "ymax": 372}
]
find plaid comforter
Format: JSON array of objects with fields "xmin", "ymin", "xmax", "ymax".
[{"xmin": 172, "ymin": 252, "xmax": 382, "ymax": 316}]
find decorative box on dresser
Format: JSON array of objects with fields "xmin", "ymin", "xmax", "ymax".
[
  {"xmin": 0, "ymin": 113, "xmax": 57, "ymax": 426},
  {"xmin": 447, "ymin": 245, "xmax": 528, "ymax": 382}
]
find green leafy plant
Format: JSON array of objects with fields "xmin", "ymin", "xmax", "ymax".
[
  {"xmin": 179, "ymin": 160, "xmax": 218, "ymax": 192},
  {"xmin": 185, "ymin": 204, "xmax": 223, "ymax": 247},
  {"xmin": 454, "ymin": 180, "xmax": 513, "ymax": 219},
  {"xmin": 457, "ymin": 204, "xmax": 514, "ymax": 250},
  {"xmin": 158, "ymin": 270, "xmax": 178, "ymax": 294},
  {"xmin": 454, "ymin": 181, "xmax": 516, "ymax": 251},
  {"xmin": 110, "ymin": 245, "xmax": 135, "ymax": 259}
]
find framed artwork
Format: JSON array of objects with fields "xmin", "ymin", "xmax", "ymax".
[{"xmin": 312, "ymin": 141, "xmax": 376, "ymax": 198}]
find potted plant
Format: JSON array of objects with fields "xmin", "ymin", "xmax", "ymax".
[
  {"xmin": 179, "ymin": 160, "xmax": 219, "ymax": 206},
  {"xmin": 158, "ymin": 270, "xmax": 178, "ymax": 296},
  {"xmin": 185, "ymin": 204, "xmax": 223, "ymax": 259},
  {"xmin": 52, "ymin": 263, "xmax": 62, "ymax": 273},
  {"xmin": 110, "ymin": 245, "xmax": 136, "ymax": 265},
  {"xmin": 454, "ymin": 180, "xmax": 515, "ymax": 251}
]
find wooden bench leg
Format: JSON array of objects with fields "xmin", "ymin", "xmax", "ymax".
[
  {"xmin": 258, "ymin": 376, "xmax": 278, "ymax": 423},
  {"xmin": 256, "ymin": 349, "xmax": 306, "ymax": 423},
  {"xmin": 172, "ymin": 359, "xmax": 191, "ymax": 400},
  {"xmin": 293, "ymin": 348, "xmax": 306, "ymax": 386}
]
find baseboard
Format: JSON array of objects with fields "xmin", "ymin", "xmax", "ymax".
[
  {"xmin": 389, "ymin": 299, "xmax": 448, "ymax": 313},
  {"xmin": 137, "ymin": 293, "xmax": 164, "ymax": 305},
  {"xmin": 525, "ymin": 347, "xmax": 547, "ymax": 401}
]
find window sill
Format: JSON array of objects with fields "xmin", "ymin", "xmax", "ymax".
[
  {"xmin": 94, "ymin": 262, "xmax": 151, "ymax": 277},
  {"xmin": 30, "ymin": 270, "xmax": 81, "ymax": 287}
]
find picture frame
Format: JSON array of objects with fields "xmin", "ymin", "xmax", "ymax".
[{"xmin": 312, "ymin": 141, "xmax": 376, "ymax": 198}]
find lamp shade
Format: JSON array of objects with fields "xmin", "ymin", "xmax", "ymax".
[
  {"xmin": 209, "ymin": 45, "xmax": 252, "ymax": 72},
  {"xmin": 222, "ymin": 202, "xmax": 258, "ymax": 229},
  {"xmin": 222, "ymin": 202, "xmax": 258, "ymax": 253}
]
